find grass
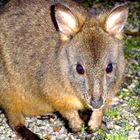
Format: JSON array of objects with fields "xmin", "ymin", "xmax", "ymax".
[
  {"xmin": 116, "ymin": 120, "xmax": 133, "ymax": 131},
  {"xmin": 124, "ymin": 36, "xmax": 140, "ymax": 59},
  {"xmin": 132, "ymin": 84, "xmax": 140, "ymax": 95},
  {"xmin": 123, "ymin": 121, "xmax": 132, "ymax": 131},
  {"xmin": 105, "ymin": 107, "xmax": 123, "ymax": 119},
  {"xmin": 128, "ymin": 98, "xmax": 139, "ymax": 108},
  {"xmin": 95, "ymin": 129, "xmax": 128, "ymax": 140},
  {"xmin": 80, "ymin": 124, "xmax": 87, "ymax": 134},
  {"xmin": 95, "ymin": 119, "xmax": 132, "ymax": 140},
  {"xmin": 106, "ymin": 133, "xmax": 128, "ymax": 140},
  {"xmin": 119, "ymin": 90, "xmax": 133, "ymax": 98},
  {"xmin": 125, "ymin": 36, "xmax": 140, "ymax": 49}
]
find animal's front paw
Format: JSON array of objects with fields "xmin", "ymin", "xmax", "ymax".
[
  {"xmin": 88, "ymin": 118, "xmax": 101, "ymax": 132},
  {"xmin": 61, "ymin": 110, "xmax": 83, "ymax": 132},
  {"xmin": 68, "ymin": 116, "xmax": 83, "ymax": 132},
  {"xmin": 88, "ymin": 110, "xmax": 103, "ymax": 132}
]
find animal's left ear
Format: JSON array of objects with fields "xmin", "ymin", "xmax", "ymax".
[{"xmin": 105, "ymin": 4, "xmax": 129, "ymax": 37}]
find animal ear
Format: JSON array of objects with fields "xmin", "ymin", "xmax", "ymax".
[
  {"xmin": 54, "ymin": 3, "xmax": 82, "ymax": 40},
  {"xmin": 105, "ymin": 4, "xmax": 128, "ymax": 37}
]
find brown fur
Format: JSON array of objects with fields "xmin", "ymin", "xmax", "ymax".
[{"xmin": 0, "ymin": 0, "xmax": 128, "ymax": 139}]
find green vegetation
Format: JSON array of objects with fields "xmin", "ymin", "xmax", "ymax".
[
  {"xmin": 119, "ymin": 90, "xmax": 133, "ymax": 98},
  {"xmin": 124, "ymin": 36, "xmax": 140, "ymax": 60},
  {"xmin": 128, "ymin": 98, "xmax": 139, "ymax": 108},
  {"xmin": 80, "ymin": 124, "xmax": 87, "ymax": 133},
  {"xmin": 106, "ymin": 133, "xmax": 128, "ymax": 140},
  {"xmin": 125, "ymin": 36, "xmax": 140, "ymax": 49},
  {"xmin": 105, "ymin": 107, "xmax": 123, "ymax": 119},
  {"xmin": 95, "ymin": 129, "xmax": 106, "ymax": 140},
  {"xmin": 95, "ymin": 129, "xmax": 128, "ymax": 140},
  {"xmin": 133, "ymin": 83, "xmax": 140, "ymax": 95}
]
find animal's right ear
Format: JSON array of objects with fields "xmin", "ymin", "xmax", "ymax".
[
  {"xmin": 105, "ymin": 4, "xmax": 129, "ymax": 37},
  {"xmin": 51, "ymin": 3, "xmax": 84, "ymax": 40}
]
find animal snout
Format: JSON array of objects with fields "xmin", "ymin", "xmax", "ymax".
[{"xmin": 90, "ymin": 97, "xmax": 103, "ymax": 109}]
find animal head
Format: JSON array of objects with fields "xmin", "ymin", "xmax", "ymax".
[{"xmin": 52, "ymin": 2, "xmax": 128, "ymax": 110}]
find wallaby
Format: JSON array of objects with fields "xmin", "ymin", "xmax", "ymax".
[{"xmin": 0, "ymin": 0, "xmax": 128, "ymax": 139}]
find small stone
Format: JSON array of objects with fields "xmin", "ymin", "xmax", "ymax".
[
  {"xmin": 53, "ymin": 126, "xmax": 61, "ymax": 132},
  {"xmin": 135, "ymin": 126, "xmax": 140, "ymax": 131},
  {"xmin": 44, "ymin": 133, "xmax": 52, "ymax": 140},
  {"xmin": 128, "ymin": 131, "xmax": 140, "ymax": 140},
  {"xmin": 114, "ymin": 125, "xmax": 121, "ymax": 131},
  {"xmin": 136, "ymin": 70, "xmax": 140, "ymax": 77}
]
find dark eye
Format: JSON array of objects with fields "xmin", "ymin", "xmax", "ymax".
[
  {"xmin": 76, "ymin": 63, "xmax": 85, "ymax": 75},
  {"xmin": 106, "ymin": 63, "xmax": 113, "ymax": 73}
]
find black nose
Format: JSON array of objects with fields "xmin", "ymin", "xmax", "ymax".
[{"xmin": 90, "ymin": 97, "xmax": 103, "ymax": 109}]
